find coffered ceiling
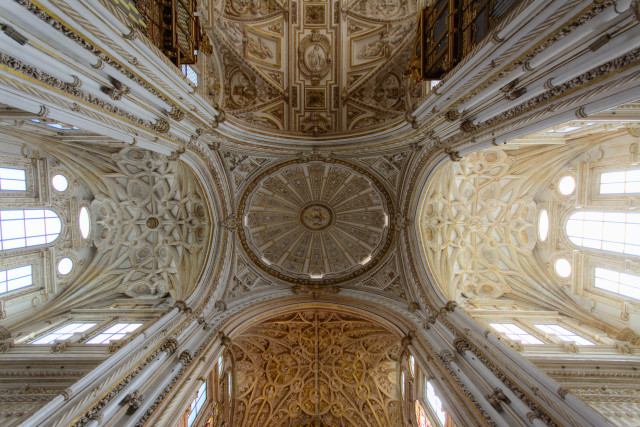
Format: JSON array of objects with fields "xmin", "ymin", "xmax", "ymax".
[{"xmin": 205, "ymin": 0, "xmax": 422, "ymax": 136}]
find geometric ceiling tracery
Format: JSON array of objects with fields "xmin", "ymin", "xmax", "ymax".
[
  {"xmin": 230, "ymin": 309, "xmax": 403, "ymax": 426},
  {"xmin": 206, "ymin": 0, "xmax": 422, "ymax": 136}
]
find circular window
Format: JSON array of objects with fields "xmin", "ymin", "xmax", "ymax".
[
  {"xmin": 79, "ymin": 207, "xmax": 90, "ymax": 239},
  {"xmin": 538, "ymin": 209, "xmax": 549, "ymax": 241},
  {"xmin": 558, "ymin": 176, "xmax": 576, "ymax": 195},
  {"xmin": 57, "ymin": 257, "xmax": 74, "ymax": 275},
  {"xmin": 52, "ymin": 174, "xmax": 69, "ymax": 192},
  {"xmin": 555, "ymin": 258, "xmax": 572, "ymax": 277}
]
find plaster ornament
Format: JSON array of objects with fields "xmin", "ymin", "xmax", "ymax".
[{"xmin": 238, "ymin": 160, "xmax": 394, "ymax": 285}]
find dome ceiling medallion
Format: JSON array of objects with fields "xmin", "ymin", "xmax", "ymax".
[
  {"xmin": 209, "ymin": 0, "xmax": 422, "ymax": 137},
  {"xmin": 238, "ymin": 159, "xmax": 395, "ymax": 285}
]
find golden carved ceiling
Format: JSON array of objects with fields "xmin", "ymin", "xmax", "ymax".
[
  {"xmin": 229, "ymin": 309, "xmax": 402, "ymax": 426},
  {"xmin": 206, "ymin": 0, "xmax": 422, "ymax": 136},
  {"xmin": 238, "ymin": 159, "xmax": 393, "ymax": 285}
]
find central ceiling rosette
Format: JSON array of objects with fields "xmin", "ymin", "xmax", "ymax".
[{"xmin": 238, "ymin": 159, "xmax": 394, "ymax": 284}]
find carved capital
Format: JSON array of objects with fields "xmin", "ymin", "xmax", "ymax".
[
  {"xmin": 51, "ymin": 341, "xmax": 68, "ymax": 353},
  {"xmin": 120, "ymin": 389, "xmax": 144, "ymax": 415},
  {"xmin": 616, "ymin": 327, "xmax": 640, "ymax": 345},
  {"xmin": 423, "ymin": 315, "xmax": 437, "ymax": 330},
  {"xmin": 219, "ymin": 332, "xmax": 232, "ymax": 348},
  {"xmin": 453, "ymin": 337, "xmax": 471, "ymax": 354},
  {"xmin": 100, "ymin": 77, "xmax": 130, "ymax": 101},
  {"xmin": 162, "ymin": 338, "xmax": 179, "ymax": 354},
  {"xmin": 444, "ymin": 147, "xmax": 462, "ymax": 162},
  {"xmin": 168, "ymin": 106, "xmax": 185, "ymax": 121},
  {"xmin": 445, "ymin": 109, "xmax": 460, "ymax": 121},
  {"xmin": 0, "ymin": 325, "xmax": 10, "ymax": 340},
  {"xmin": 439, "ymin": 349, "xmax": 454, "ymax": 366},
  {"xmin": 485, "ymin": 387, "xmax": 510, "ymax": 412},
  {"xmin": 557, "ymin": 387, "xmax": 569, "ymax": 399},
  {"xmin": 152, "ymin": 118, "xmax": 170, "ymax": 133},
  {"xmin": 179, "ymin": 350, "xmax": 193, "ymax": 365},
  {"xmin": 440, "ymin": 300, "xmax": 457, "ymax": 313}
]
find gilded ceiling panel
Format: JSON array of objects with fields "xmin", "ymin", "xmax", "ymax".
[
  {"xmin": 206, "ymin": 0, "xmax": 423, "ymax": 136},
  {"xmin": 230, "ymin": 309, "xmax": 402, "ymax": 426}
]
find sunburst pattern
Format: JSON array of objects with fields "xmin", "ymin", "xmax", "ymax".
[{"xmin": 240, "ymin": 161, "xmax": 391, "ymax": 283}]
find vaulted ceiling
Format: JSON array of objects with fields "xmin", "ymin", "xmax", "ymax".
[{"xmin": 205, "ymin": 0, "xmax": 422, "ymax": 136}]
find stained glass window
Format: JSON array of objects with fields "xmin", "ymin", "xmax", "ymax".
[{"xmin": 415, "ymin": 400, "xmax": 432, "ymax": 427}]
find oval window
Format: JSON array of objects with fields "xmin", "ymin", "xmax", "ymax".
[
  {"xmin": 558, "ymin": 176, "xmax": 576, "ymax": 195},
  {"xmin": 57, "ymin": 257, "xmax": 73, "ymax": 275},
  {"xmin": 538, "ymin": 209, "xmax": 549, "ymax": 241},
  {"xmin": 79, "ymin": 207, "xmax": 90, "ymax": 239},
  {"xmin": 555, "ymin": 258, "xmax": 572, "ymax": 277},
  {"xmin": 52, "ymin": 174, "xmax": 68, "ymax": 192}
]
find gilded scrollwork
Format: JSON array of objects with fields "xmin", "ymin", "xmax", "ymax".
[{"xmin": 229, "ymin": 310, "xmax": 403, "ymax": 426}]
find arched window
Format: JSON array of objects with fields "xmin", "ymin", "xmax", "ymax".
[
  {"xmin": 0, "ymin": 209, "xmax": 61, "ymax": 250},
  {"xmin": 187, "ymin": 381, "xmax": 207, "ymax": 427},
  {"xmin": 566, "ymin": 211, "xmax": 640, "ymax": 256},
  {"xmin": 426, "ymin": 380, "xmax": 446, "ymax": 425}
]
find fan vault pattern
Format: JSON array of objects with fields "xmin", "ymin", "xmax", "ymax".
[
  {"xmin": 238, "ymin": 159, "xmax": 394, "ymax": 285},
  {"xmin": 230, "ymin": 310, "xmax": 402, "ymax": 426}
]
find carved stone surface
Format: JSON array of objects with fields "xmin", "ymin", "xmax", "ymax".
[
  {"xmin": 91, "ymin": 148, "xmax": 210, "ymax": 299},
  {"xmin": 229, "ymin": 309, "xmax": 402, "ymax": 426}
]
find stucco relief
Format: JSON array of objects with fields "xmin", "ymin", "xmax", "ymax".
[
  {"xmin": 207, "ymin": 0, "xmax": 421, "ymax": 135},
  {"xmin": 419, "ymin": 149, "xmax": 535, "ymax": 301},
  {"xmin": 91, "ymin": 148, "xmax": 210, "ymax": 300},
  {"xmin": 230, "ymin": 310, "xmax": 402, "ymax": 426},
  {"xmin": 238, "ymin": 160, "xmax": 394, "ymax": 285}
]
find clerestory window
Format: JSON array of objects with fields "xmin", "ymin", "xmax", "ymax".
[
  {"xmin": 600, "ymin": 169, "xmax": 640, "ymax": 194},
  {"xmin": 426, "ymin": 380, "xmax": 446, "ymax": 425},
  {"xmin": 534, "ymin": 324, "xmax": 594, "ymax": 346},
  {"xmin": 489, "ymin": 323, "xmax": 544, "ymax": 344},
  {"xmin": 85, "ymin": 323, "xmax": 142, "ymax": 344},
  {"xmin": 0, "ymin": 265, "xmax": 32, "ymax": 294},
  {"xmin": 0, "ymin": 167, "xmax": 26, "ymax": 191},
  {"xmin": 31, "ymin": 323, "xmax": 96, "ymax": 345},
  {"xmin": 187, "ymin": 381, "xmax": 207, "ymax": 427},
  {"xmin": 0, "ymin": 209, "xmax": 61, "ymax": 250},
  {"xmin": 566, "ymin": 211, "xmax": 640, "ymax": 256},
  {"xmin": 415, "ymin": 400, "xmax": 433, "ymax": 427},
  {"xmin": 595, "ymin": 267, "xmax": 640, "ymax": 300}
]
